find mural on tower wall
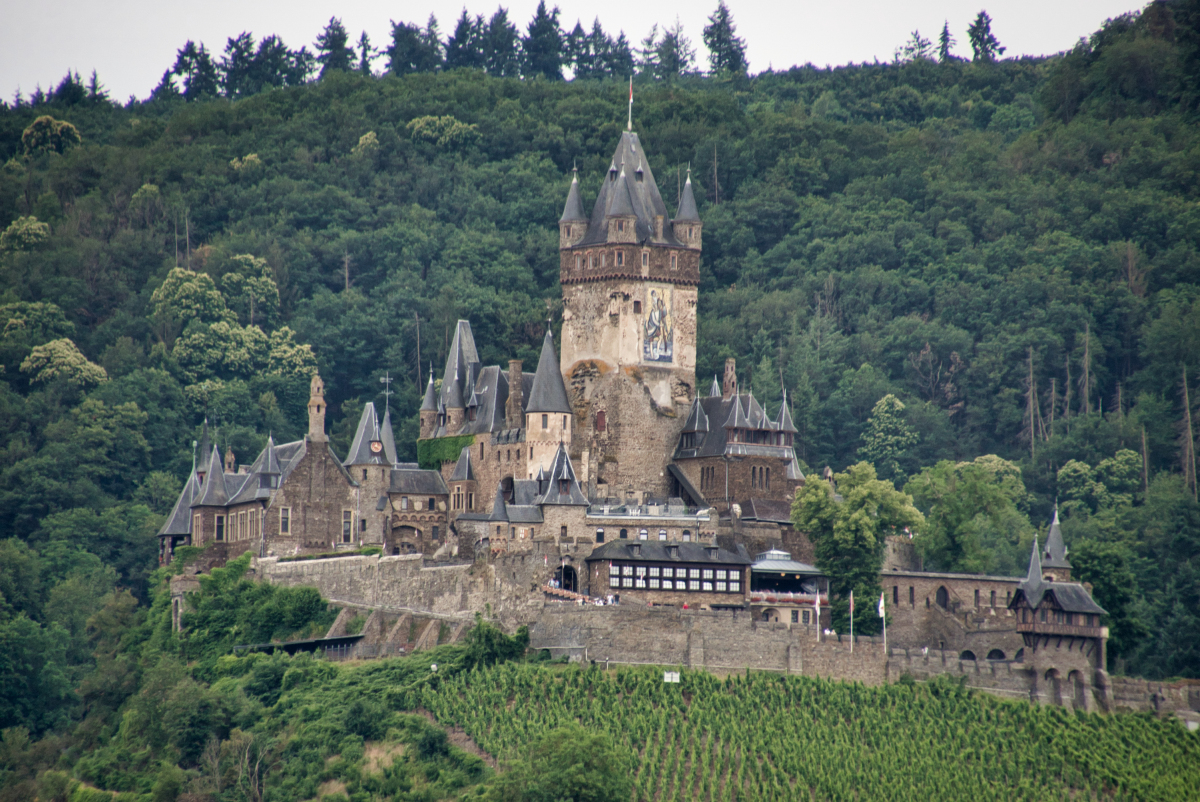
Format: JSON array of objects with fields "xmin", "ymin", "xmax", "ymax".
[{"xmin": 643, "ymin": 286, "xmax": 673, "ymax": 363}]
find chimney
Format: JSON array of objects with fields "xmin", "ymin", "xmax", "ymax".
[
  {"xmin": 224, "ymin": 449, "xmax": 236, "ymax": 473},
  {"xmin": 506, "ymin": 359, "xmax": 524, "ymax": 429},
  {"xmin": 308, "ymin": 372, "xmax": 328, "ymax": 442},
  {"xmin": 722, "ymin": 358, "xmax": 737, "ymax": 400}
]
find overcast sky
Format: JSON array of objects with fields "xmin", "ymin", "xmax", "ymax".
[{"xmin": 3, "ymin": 0, "xmax": 1142, "ymax": 103}]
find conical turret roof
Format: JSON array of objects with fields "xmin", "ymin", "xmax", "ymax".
[
  {"xmin": 724, "ymin": 396, "xmax": 751, "ymax": 429},
  {"xmin": 488, "ymin": 485, "xmax": 508, "ymax": 522},
  {"xmin": 343, "ymin": 402, "xmax": 395, "ymax": 466},
  {"xmin": 777, "ymin": 390, "xmax": 798, "ymax": 434},
  {"xmin": 537, "ymin": 443, "xmax": 589, "ymax": 506},
  {"xmin": 379, "ymin": 409, "xmax": 398, "ymax": 464},
  {"xmin": 608, "ymin": 165, "xmax": 636, "ymax": 217},
  {"xmin": 675, "ymin": 172, "xmax": 700, "ymax": 222},
  {"xmin": 1042, "ymin": 506, "xmax": 1070, "ymax": 569},
  {"xmin": 450, "ymin": 446, "xmax": 475, "ymax": 481},
  {"xmin": 420, "ymin": 374, "xmax": 438, "ymax": 412},
  {"xmin": 526, "ymin": 331, "xmax": 572, "ymax": 414},
  {"xmin": 1023, "ymin": 535, "xmax": 1044, "ymax": 592},
  {"xmin": 559, "ymin": 171, "xmax": 587, "ymax": 222},
  {"xmin": 576, "ymin": 131, "xmax": 683, "ymax": 247},
  {"xmin": 682, "ymin": 396, "xmax": 709, "ymax": 434},
  {"xmin": 192, "ymin": 446, "xmax": 229, "ymax": 507},
  {"xmin": 263, "ymin": 434, "xmax": 281, "ymax": 475},
  {"xmin": 440, "ymin": 320, "xmax": 480, "ymax": 410}
]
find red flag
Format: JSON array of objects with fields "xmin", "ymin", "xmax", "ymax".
[{"xmin": 849, "ymin": 590, "xmax": 854, "ymax": 613}]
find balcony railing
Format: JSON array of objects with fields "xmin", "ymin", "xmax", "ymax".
[
  {"xmin": 1017, "ymin": 621, "xmax": 1107, "ymax": 638},
  {"xmin": 749, "ymin": 592, "xmax": 826, "ymax": 605}
]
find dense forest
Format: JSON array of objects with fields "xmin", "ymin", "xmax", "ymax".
[{"xmin": 2, "ymin": 2, "xmax": 1200, "ymax": 793}]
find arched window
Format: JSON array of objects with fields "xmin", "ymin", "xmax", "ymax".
[
  {"xmin": 620, "ymin": 528, "xmax": 628, "ymax": 539},
  {"xmin": 596, "ymin": 410, "xmax": 606, "ymax": 432},
  {"xmin": 959, "ymin": 650, "xmax": 976, "ymax": 661},
  {"xmin": 986, "ymin": 649, "xmax": 1006, "ymax": 661},
  {"xmin": 936, "ymin": 586, "xmax": 949, "ymax": 609}
]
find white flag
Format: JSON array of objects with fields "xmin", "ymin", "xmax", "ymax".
[{"xmin": 878, "ymin": 592, "xmax": 886, "ymax": 618}]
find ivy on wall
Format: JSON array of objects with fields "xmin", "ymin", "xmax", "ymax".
[{"xmin": 417, "ymin": 434, "xmax": 476, "ymax": 471}]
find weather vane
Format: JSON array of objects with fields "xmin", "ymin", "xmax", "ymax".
[{"xmin": 379, "ymin": 372, "xmax": 394, "ymax": 416}]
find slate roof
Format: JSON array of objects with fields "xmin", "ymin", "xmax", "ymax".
[
  {"xmin": 440, "ymin": 320, "xmax": 481, "ymax": 410},
  {"xmin": 667, "ymin": 464, "xmax": 705, "ymax": 508},
  {"xmin": 681, "ymin": 396, "xmax": 709, "ymax": 434},
  {"xmin": 776, "ymin": 391, "xmax": 798, "ymax": 434},
  {"xmin": 709, "ymin": 375, "xmax": 721, "ymax": 397},
  {"xmin": 673, "ymin": 393, "xmax": 798, "ymax": 462},
  {"xmin": 559, "ymin": 171, "xmax": 588, "ymax": 222},
  {"xmin": 750, "ymin": 549, "xmax": 821, "ymax": 575},
  {"xmin": 420, "ymin": 374, "xmax": 438, "ymax": 412},
  {"xmin": 742, "ymin": 499, "xmax": 794, "ymax": 525},
  {"xmin": 535, "ymin": 443, "xmax": 589, "ymax": 506},
  {"xmin": 1011, "ymin": 535, "xmax": 1106, "ymax": 615},
  {"xmin": 675, "ymin": 173, "xmax": 700, "ymax": 221},
  {"xmin": 192, "ymin": 447, "xmax": 230, "ymax": 507},
  {"xmin": 587, "ymin": 540, "xmax": 750, "ymax": 565},
  {"xmin": 159, "ymin": 474, "xmax": 201, "ymax": 537},
  {"xmin": 390, "ymin": 466, "xmax": 448, "ymax": 495},
  {"xmin": 449, "ymin": 447, "xmax": 475, "ymax": 481},
  {"xmin": 525, "ymin": 331, "xmax": 572, "ymax": 414},
  {"xmin": 488, "ymin": 486, "xmax": 508, "ymax": 522},
  {"xmin": 343, "ymin": 402, "xmax": 398, "ymax": 466},
  {"xmin": 1042, "ymin": 506, "xmax": 1070, "ymax": 569},
  {"xmin": 574, "ymin": 131, "xmax": 686, "ymax": 248}
]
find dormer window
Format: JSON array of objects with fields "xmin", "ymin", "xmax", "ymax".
[
  {"xmin": 559, "ymin": 479, "xmax": 569, "ymax": 493},
  {"xmin": 635, "ymin": 168, "xmax": 644, "ymax": 182}
]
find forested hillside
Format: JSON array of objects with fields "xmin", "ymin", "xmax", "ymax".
[{"xmin": 1, "ymin": 0, "xmax": 1200, "ymax": 772}]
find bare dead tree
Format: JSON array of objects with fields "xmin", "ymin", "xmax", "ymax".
[{"xmin": 1182, "ymin": 365, "xmax": 1197, "ymax": 501}]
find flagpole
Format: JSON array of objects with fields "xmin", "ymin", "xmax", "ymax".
[
  {"xmin": 849, "ymin": 590, "xmax": 854, "ymax": 653},
  {"xmin": 879, "ymin": 592, "xmax": 887, "ymax": 657},
  {"xmin": 627, "ymin": 76, "xmax": 633, "ymax": 131}
]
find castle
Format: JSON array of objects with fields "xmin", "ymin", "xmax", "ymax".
[{"xmin": 154, "ymin": 124, "xmax": 1161, "ymax": 717}]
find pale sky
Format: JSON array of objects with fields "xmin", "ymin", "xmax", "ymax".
[{"xmin": 4, "ymin": 0, "xmax": 1143, "ymax": 103}]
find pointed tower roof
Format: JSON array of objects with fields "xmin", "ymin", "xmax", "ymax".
[
  {"xmin": 449, "ymin": 446, "xmax": 475, "ymax": 481},
  {"xmin": 526, "ymin": 330, "xmax": 572, "ymax": 414},
  {"xmin": 577, "ymin": 131, "xmax": 682, "ymax": 247},
  {"xmin": 379, "ymin": 409, "xmax": 399, "ymax": 465},
  {"xmin": 777, "ymin": 390, "xmax": 798, "ymax": 434},
  {"xmin": 675, "ymin": 170, "xmax": 700, "ymax": 222},
  {"xmin": 608, "ymin": 165, "xmax": 636, "ymax": 217},
  {"xmin": 192, "ymin": 446, "xmax": 229, "ymax": 507},
  {"xmin": 158, "ymin": 475, "xmax": 200, "ymax": 537},
  {"xmin": 559, "ymin": 169, "xmax": 587, "ymax": 222},
  {"xmin": 1022, "ymin": 535, "xmax": 1044, "ymax": 592},
  {"xmin": 343, "ymin": 402, "xmax": 391, "ymax": 466},
  {"xmin": 745, "ymin": 392, "xmax": 767, "ymax": 428},
  {"xmin": 1042, "ymin": 506, "xmax": 1070, "ymax": 569},
  {"xmin": 709, "ymin": 375, "xmax": 721, "ymax": 397},
  {"xmin": 682, "ymin": 395, "xmax": 709, "ymax": 434},
  {"xmin": 723, "ymin": 396, "xmax": 751, "ymax": 429},
  {"xmin": 420, "ymin": 374, "xmax": 438, "ymax": 412},
  {"xmin": 488, "ymin": 485, "xmax": 509, "ymax": 522},
  {"xmin": 197, "ymin": 418, "xmax": 212, "ymax": 470},
  {"xmin": 263, "ymin": 434, "xmax": 281, "ymax": 475},
  {"xmin": 440, "ymin": 320, "xmax": 480, "ymax": 410}
]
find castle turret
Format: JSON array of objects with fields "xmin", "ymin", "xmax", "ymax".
[
  {"xmin": 506, "ymin": 359, "xmax": 524, "ymax": 429},
  {"xmin": 722, "ymin": 358, "xmax": 738, "ymax": 400},
  {"xmin": 672, "ymin": 169, "xmax": 702, "ymax": 250},
  {"xmin": 308, "ymin": 373, "xmax": 327, "ymax": 442},
  {"xmin": 419, "ymin": 371, "xmax": 438, "ymax": 439},
  {"xmin": 1042, "ymin": 506, "xmax": 1072, "ymax": 582},
  {"xmin": 559, "ymin": 168, "xmax": 588, "ymax": 249},
  {"xmin": 526, "ymin": 330, "xmax": 572, "ymax": 477},
  {"xmin": 439, "ymin": 320, "xmax": 480, "ymax": 433},
  {"xmin": 606, "ymin": 165, "xmax": 639, "ymax": 244}
]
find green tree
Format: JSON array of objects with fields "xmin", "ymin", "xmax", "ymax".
[
  {"xmin": 19, "ymin": 117, "xmax": 81, "ymax": 157},
  {"xmin": 171, "ymin": 41, "xmax": 220, "ymax": 100},
  {"xmin": 522, "ymin": 2, "xmax": 564, "ymax": 80},
  {"xmin": 220, "ymin": 254, "xmax": 280, "ymax": 328},
  {"xmin": 702, "ymin": 1, "xmax": 748, "ymax": 75},
  {"xmin": 655, "ymin": 18, "xmax": 697, "ymax": 79},
  {"xmin": 857, "ymin": 394, "xmax": 918, "ymax": 486},
  {"xmin": 315, "ymin": 17, "xmax": 355, "ymax": 78},
  {"xmin": 445, "ymin": 10, "xmax": 485, "ymax": 70},
  {"xmin": 0, "ymin": 216, "xmax": 50, "ymax": 252},
  {"xmin": 792, "ymin": 462, "xmax": 923, "ymax": 634},
  {"xmin": 906, "ymin": 457, "xmax": 1033, "ymax": 574},
  {"xmin": 967, "ymin": 11, "xmax": 1005, "ymax": 62},
  {"xmin": 938, "ymin": 21, "xmax": 956, "ymax": 62},
  {"xmin": 20, "ymin": 339, "xmax": 107, "ymax": 388},
  {"xmin": 0, "ymin": 615, "xmax": 74, "ymax": 735},
  {"xmin": 484, "ymin": 8, "xmax": 522, "ymax": 78},
  {"xmin": 387, "ymin": 17, "xmax": 443, "ymax": 75},
  {"xmin": 151, "ymin": 267, "xmax": 235, "ymax": 345},
  {"xmin": 488, "ymin": 723, "xmax": 631, "ymax": 802}
]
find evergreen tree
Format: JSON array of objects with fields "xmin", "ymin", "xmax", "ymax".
[
  {"xmin": 608, "ymin": 31, "xmax": 635, "ymax": 77},
  {"xmin": 967, "ymin": 10, "xmax": 1005, "ymax": 62},
  {"xmin": 357, "ymin": 31, "xmax": 376, "ymax": 75},
  {"xmin": 148, "ymin": 70, "xmax": 181, "ymax": 103},
  {"xmin": 314, "ymin": 17, "xmax": 355, "ymax": 78},
  {"xmin": 483, "ymin": 7, "xmax": 521, "ymax": 77},
  {"xmin": 564, "ymin": 20, "xmax": 588, "ymax": 77},
  {"xmin": 938, "ymin": 20, "xmax": 956, "ymax": 63},
  {"xmin": 220, "ymin": 32, "xmax": 258, "ymax": 98},
  {"xmin": 637, "ymin": 25, "xmax": 660, "ymax": 76},
  {"xmin": 895, "ymin": 30, "xmax": 933, "ymax": 63},
  {"xmin": 522, "ymin": 1, "xmax": 563, "ymax": 80},
  {"xmin": 655, "ymin": 18, "xmax": 696, "ymax": 79},
  {"xmin": 171, "ymin": 41, "xmax": 220, "ymax": 101},
  {"xmin": 445, "ymin": 10, "xmax": 485, "ymax": 70},
  {"xmin": 387, "ymin": 19, "xmax": 442, "ymax": 75},
  {"xmin": 858, "ymin": 394, "xmax": 919, "ymax": 486},
  {"xmin": 51, "ymin": 72, "xmax": 86, "ymax": 105},
  {"xmin": 702, "ymin": 1, "xmax": 747, "ymax": 75},
  {"xmin": 85, "ymin": 71, "xmax": 108, "ymax": 104}
]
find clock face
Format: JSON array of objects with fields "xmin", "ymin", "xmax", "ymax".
[{"xmin": 370, "ymin": 440, "xmax": 383, "ymax": 453}]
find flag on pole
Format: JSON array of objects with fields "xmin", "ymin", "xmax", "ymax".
[
  {"xmin": 849, "ymin": 590, "xmax": 854, "ymax": 613},
  {"xmin": 878, "ymin": 592, "xmax": 886, "ymax": 618},
  {"xmin": 814, "ymin": 584, "xmax": 821, "ymax": 640},
  {"xmin": 849, "ymin": 590, "xmax": 854, "ymax": 651},
  {"xmin": 627, "ymin": 76, "xmax": 633, "ymax": 130}
]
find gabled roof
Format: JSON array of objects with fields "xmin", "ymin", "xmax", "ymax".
[
  {"xmin": 1012, "ymin": 534, "xmax": 1105, "ymax": 615},
  {"xmin": 559, "ymin": 171, "xmax": 588, "ymax": 222},
  {"xmin": 724, "ymin": 396, "xmax": 751, "ymax": 429},
  {"xmin": 575, "ymin": 131, "xmax": 684, "ymax": 248},
  {"xmin": 449, "ymin": 446, "xmax": 475, "ymax": 482},
  {"xmin": 1043, "ymin": 506, "xmax": 1070, "ymax": 569},
  {"xmin": 745, "ymin": 393, "xmax": 767, "ymax": 428},
  {"xmin": 262, "ymin": 435, "xmax": 281, "ymax": 475},
  {"xmin": 536, "ymin": 443, "xmax": 589, "ymax": 506},
  {"xmin": 390, "ymin": 466, "xmax": 449, "ymax": 495},
  {"xmin": 525, "ymin": 331, "xmax": 572, "ymax": 414},
  {"xmin": 675, "ymin": 172, "xmax": 700, "ymax": 222},
  {"xmin": 709, "ymin": 375, "xmax": 721, "ymax": 397},
  {"xmin": 344, "ymin": 402, "xmax": 393, "ymax": 466}
]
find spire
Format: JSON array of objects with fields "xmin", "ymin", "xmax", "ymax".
[
  {"xmin": 709, "ymin": 375, "xmax": 721, "ymax": 397},
  {"xmin": 420, "ymin": 373, "xmax": 438, "ymax": 412},
  {"xmin": 263, "ymin": 433, "xmax": 281, "ymax": 475},
  {"xmin": 723, "ymin": 395, "xmax": 750, "ymax": 430},
  {"xmin": 488, "ymin": 485, "xmax": 508, "ymax": 522},
  {"xmin": 777, "ymin": 390, "xmax": 798, "ymax": 433},
  {"xmin": 526, "ymin": 330, "xmax": 572, "ymax": 414},
  {"xmin": 192, "ymin": 446, "xmax": 229, "ymax": 507},
  {"xmin": 343, "ymin": 402, "xmax": 386, "ymax": 466},
  {"xmin": 560, "ymin": 168, "xmax": 587, "ymax": 222},
  {"xmin": 682, "ymin": 395, "xmax": 709, "ymax": 434},
  {"xmin": 1042, "ymin": 505, "xmax": 1070, "ymax": 569},
  {"xmin": 450, "ymin": 446, "xmax": 475, "ymax": 481},
  {"xmin": 1025, "ymin": 535, "xmax": 1043, "ymax": 587},
  {"xmin": 675, "ymin": 168, "xmax": 700, "ymax": 222},
  {"xmin": 379, "ymin": 409, "xmax": 398, "ymax": 464},
  {"xmin": 197, "ymin": 418, "xmax": 212, "ymax": 472},
  {"xmin": 440, "ymin": 320, "xmax": 480, "ymax": 410}
]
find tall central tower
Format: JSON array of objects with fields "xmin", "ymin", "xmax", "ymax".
[{"xmin": 558, "ymin": 130, "xmax": 702, "ymax": 499}]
